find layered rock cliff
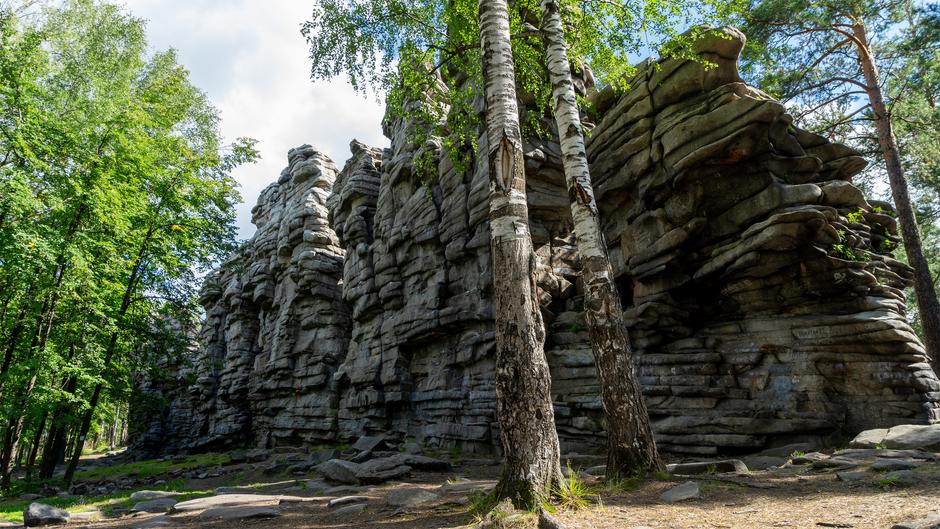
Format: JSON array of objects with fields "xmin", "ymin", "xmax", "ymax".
[{"xmin": 134, "ymin": 28, "xmax": 940, "ymax": 457}]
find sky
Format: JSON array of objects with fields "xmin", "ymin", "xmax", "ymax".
[{"xmin": 123, "ymin": 0, "xmax": 388, "ymax": 238}]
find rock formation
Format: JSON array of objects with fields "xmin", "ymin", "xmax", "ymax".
[
  {"xmin": 585, "ymin": 28, "xmax": 940, "ymax": 454},
  {"xmin": 135, "ymin": 146, "xmax": 350, "ymax": 453},
  {"xmin": 133, "ymin": 28, "xmax": 940, "ymax": 457}
]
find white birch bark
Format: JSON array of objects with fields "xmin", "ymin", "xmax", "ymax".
[
  {"xmin": 479, "ymin": 0, "xmax": 565, "ymax": 507},
  {"xmin": 541, "ymin": 0, "xmax": 663, "ymax": 477}
]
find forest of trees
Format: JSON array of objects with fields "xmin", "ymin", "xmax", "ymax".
[
  {"xmin": 0, "ymin": 0, "xmax": 937, "ymax": 517},
  {"xmin": 0, "ymin": 0, "xmax": 257, "ymax": 489}
]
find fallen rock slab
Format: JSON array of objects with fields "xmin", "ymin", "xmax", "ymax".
[
  {"xmin": 355, "ymin": 457, "xmax": 411, "ymax": 484},
  {"xmin": 332, "ymin": 503, "xmax": 366, "ymax": 516},
  {"xmin": 667, "ymin": 459, "xmax": 749, "ymax": 475},
  {"xmin": 833, "ymin": 449, "xmax": 934, "ymax": 461},
  {"xmin": 132, "ymin": 498, "xmax": 178, "ymax": 513},
  {"xmin": 328, "ymin": 495, "xmax": 369, "ymax": 508},
  {"xmin": 169, "ymin": 494, "xmax": 281, "ymax": 513},
  {"xmin": 849, "ymin": 428, "xmax": 889, "ymax": 449},
  {"xmin": 198, "ymin": 506, "xmax": 281, "ymax": 521},
  {"xmin": 741, "ymin": 455, "xmax": 788, "ymax": 470},
  {"xmin": 882, "ymin": 470, "xmax": 917, "ymax": 486},
  {"xmin": 883, "ymin": 425, "xmax": 940, "ymax": 451},
  {"xmin": 836, "ymin": 470, "xmax": 867, "ymax": 482},
  {"xmin": 853, "ymin": 424, "xmax": 940, "ymax": 451},
  {"xmin": 24, "ymin": 503, "xmax": 69, "ymax": 527},
  {"xmin": 660, "ymin": 481, "xmax": 700, "ymax": 503},
  {"xmin": 352, "ymin": 436, "xmax": 387, "ymax": 453},
  {"xmin": 386, "ymin": 488, "xmax": 440, "ymax": 507},
  {"xmin": 871, "ymin": 459, "xmax": 918, "ymax": 472},
  {"xmin": 317, "ymin": 459, "xmax": 361, "ymax": 485},
  {"xmin": 791, "ymin": 452, "xmax": 828, "ymax": 465},
  {"xmin": 129, "ymin": 491, "xmax": 181, "ymax": 501},
  {"xmin": 812, "ymin": 456, "xmax": 859, "ymax": 469},
  {"xmin": 130, "ymin": 516, "xmax": 176, "ymax": 529},
  {"xmin": 439, "ymin": 480, "xmax": 495, "ymax": 495}
]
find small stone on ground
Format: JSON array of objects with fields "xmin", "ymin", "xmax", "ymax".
[{"xmin": 660, "ymin": 481, "xmax": 700, "ymax": 502}]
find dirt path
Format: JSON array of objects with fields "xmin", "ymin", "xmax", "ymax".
[{"xmin": 80, "ymin": 464, "xmax": 940, "ymax": 529}]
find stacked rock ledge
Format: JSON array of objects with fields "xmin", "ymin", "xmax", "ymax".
[{"xmin": 132, "ymin": 27, "xmax": 940, "ymax": 459}]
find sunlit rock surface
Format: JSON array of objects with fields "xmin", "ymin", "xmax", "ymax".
[{"xmin": 133, "ymin": 28, "xmax": 939, "ymax": 457}]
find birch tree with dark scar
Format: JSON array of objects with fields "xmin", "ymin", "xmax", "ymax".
[
  {"xmin": 479, "ymin": 0, "xmax": 565, "ymax": 508},
  {"xmin": 540, "ymin": 0, "xmax": 663, "ymax": 478}
]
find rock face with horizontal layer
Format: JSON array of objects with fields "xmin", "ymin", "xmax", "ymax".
[
  {"xmin": 585, "ymin": 27, "xmax": 940, "ymax": 454},
  {"xmin": 135, "ymin": 146, "xmax": 350, "ymax": 453},
  {"xmin": 132, "ymin": 27, "xmax": 939, "ymax": 457}
]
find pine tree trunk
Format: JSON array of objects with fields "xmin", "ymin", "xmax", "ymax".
[
  {"xmin": 479, "ymin": 0, "xmax": 565, "ymax": 508},
  {"xmin": 853, "ymin": 22, "xmax": 940, "ymax": 372},
  {"xmin": 540, "ymin": 0, "xmax": 663, "ymax": 478}
]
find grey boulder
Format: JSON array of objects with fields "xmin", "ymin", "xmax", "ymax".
[
  {"xmin": 132, "ymin": 498, "xmax": 178, "ymax": 513},
  {"xmin": 24, "ymin": 503, "xmax": 69, "ymax": 527},
  {"xmin": 386, "ymin": 488, "xmax": 440, "ymax": 507},
  {"xmin": 660, "ymin": 481, "xmax": 700, "ymax": 503},
  {"xmin": 317, "ymin": 459, "xmax": 362, "ymax": 485}
]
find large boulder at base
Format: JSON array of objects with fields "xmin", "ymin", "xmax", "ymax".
[
  {"xmin": 316, "ymin": 459, "xmax": 362, "ymax": 484},
  {"xmin": 24, "ymin": 503, "xmax": 70, "ymax": 527},
  {"xmin": 852, "ymin": 425, "xmax": 940, "ymax": 450}
]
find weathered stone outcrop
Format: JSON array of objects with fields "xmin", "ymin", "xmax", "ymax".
[
  {"xmin": 134, "ymin": 27, "xmax": 939, "ymax": 457},
  {"xmin": 136, "ymin": 146, "xmax": 350, "ymax": 453},
  {"xmin": 586, "ymin": 28, "xmax": 940, "ymax": 453}
]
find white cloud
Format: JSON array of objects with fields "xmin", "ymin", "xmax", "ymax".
[{"xmin": 123, "ymin": 0, "xmax": 388, "ymax": 238}]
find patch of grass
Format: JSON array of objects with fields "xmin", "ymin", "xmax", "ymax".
[
  {"xmin": 553, "ymin": 465, "xmax": 594, "ymax": 511},
  {"xmin": 472, "ymin": 498, "xmax": 534, "ymax": 529},
  {"xmin": 0, "ymin": 473, "xmax": 215, "ymax": 525},
  {"xmin": 467, "ymin": 490, "xmax": 500, "ymax": 523},
  {"xmin": 790, "ymin": 450, "xmax": 806, "ymax": 458},
  {"xmin": 74, "ymin": 452, "xmax": 231, "ymax": 481},
  {"xmin": 653, "ymin": 470, "xmax": 673, "ymax": 481},
  {"xmin": 877, "ymin": 476, "xmax": 900, "ymax": 488},
  {"xmin": 602, "ymin": 474, "xmax": 643, "ymax": 494}
]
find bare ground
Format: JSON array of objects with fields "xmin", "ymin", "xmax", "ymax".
[{"xmin": 80, "ymin": 458, "xmax": 940, "ymax": 529}]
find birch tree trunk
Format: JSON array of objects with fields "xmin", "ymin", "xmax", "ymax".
[
  {"xmin": 540, "ymin": 0, "xmax": 663, "ymax": 478},
  {"xmin": 853, "ymin": 21, "xmax": 940, "ymax": 373},
  {"xmin": 478, "ymin": 0, "xmax": 565, "ymax": 508}
]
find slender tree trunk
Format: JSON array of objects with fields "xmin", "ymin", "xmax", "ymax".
[
  {"xmin": 0, "ymin": 282, "xmax": 36, "ymax": 400},
  {"xmin": 478, "ymin": 0, "xmax": 564, "ymax": 508},
  {"xmin": 853, "ymin": 22, "xmax": 940, "ymax": 373},
  {"xmin": 25, "ymin": 410, "xmax": 47, "ymax": 480},
  {"xmin": 63, "ymin": 231, "xmax": 152, "ymax": 486},
  {"xmin": 540, "ymin": 0, "xmax": 663, "ymax": 478}
]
